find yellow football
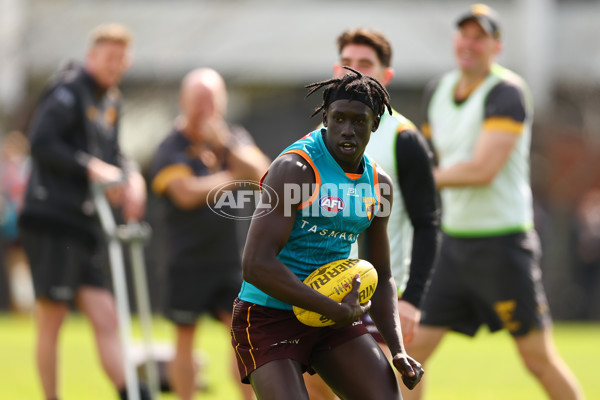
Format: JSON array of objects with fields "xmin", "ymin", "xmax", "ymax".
[{"xmin": 293, "ymin": 258, "xmax": 378, "ymax": 327}]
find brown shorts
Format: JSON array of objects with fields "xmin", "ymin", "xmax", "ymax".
[{"xmin": 230, "ymin": 298, "xmax": 368, "ymax": 384}]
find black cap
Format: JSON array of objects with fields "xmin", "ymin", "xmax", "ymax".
[{"xmin": 456, "ymin": 4, "xmax": 501, "ymax": 39}]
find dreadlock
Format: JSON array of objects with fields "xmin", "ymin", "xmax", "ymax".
[{"xmin": 305, "ymin": 66, "xmax": 391, "ymax": 118}]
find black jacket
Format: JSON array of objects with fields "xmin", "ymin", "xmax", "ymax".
[{"xmin": 19, "ymin": 63, "xmax": 128, "ymax": 246}]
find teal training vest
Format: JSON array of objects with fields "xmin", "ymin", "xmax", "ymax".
[{"xmin": 238, "ymin": 129, "xmax": 380, "ymax": 310}]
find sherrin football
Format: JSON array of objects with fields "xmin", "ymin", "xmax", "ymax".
[{"xmin": 293, "ymin": 258, "xmax": 378, "ymax": 327}]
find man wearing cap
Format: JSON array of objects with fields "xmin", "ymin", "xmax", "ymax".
[{"xmin": 403, "ymin": 4, "xmax": 584, "ymax": 400}]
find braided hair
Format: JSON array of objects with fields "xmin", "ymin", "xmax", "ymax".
[{"xmin": 305, "ymin": 66, "xmax": 391, "ymax": 118}]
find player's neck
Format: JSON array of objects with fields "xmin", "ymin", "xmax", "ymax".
[{"xmin": 455, "ymin": 68, "xmax": 489, "ymax": 101}]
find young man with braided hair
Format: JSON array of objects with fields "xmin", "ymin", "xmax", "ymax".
[
  {"xmin": 230, "ymin": 67, "xmax": 423, "ymax": 400},
  {"xmin": 306, "ymin": 26, "xmax": 440, "ymax": 400}
]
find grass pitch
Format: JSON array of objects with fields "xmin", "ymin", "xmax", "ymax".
[{"xmin": 0, "ymin": 313, "xmax": 597, "ymax": 399}]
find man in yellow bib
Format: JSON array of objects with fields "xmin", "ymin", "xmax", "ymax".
[{"xmin": 404, "ymin": 5, "xmax": 584, "ymax": 400}]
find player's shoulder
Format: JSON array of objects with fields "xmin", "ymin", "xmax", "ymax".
[
  {"xmin": 395, "ymin": 127, "xmax": 427, "ymax": 149},
  {"xmin": 389, "ymin": 112, "xmax": 424, "ymax": 145},
  {"xmin": 49, "ymin": 85, "xmax": 77, "ymax": 109},
  {"xmin": 159, "ymin": 127, "xmax": 185, "ymax": 145},
  {"xmin": 275, "ymin": 129, "xmax": 322, "ymax": 163},
  {"xmin": 43, "ymin": 63, "xmax": 88, "ymax": 108},
  {"xmin": 47, "ymin": 78, "xmax": 81, "ymax": 109},
  {"xmin": 273, "ymin": 151, "xmax": 311, "ymax": 172},
  {"xmin": 488, "ymin": 80, "xmax": 526, "ymax": 102},
  {"xmin": 489, "ymin": 64, "xmax": 531, "ymax": 99},
  {"xmin": 267, "ymin": 151, "xmax": 315, "ymax": 187},
  {"xmin": 487, "ymin": 81, "xmax": 525, "ymax": 111},
  {"xmin": 154, "ymin": 129, "xmax": 188, "ymax": 157},
  {"xmin": 149, "ymin": 129, "xmax": 193, "ymax": 179},
  {"xmin": 486, "ymin": 65, "xmax": 532, "ymax": 117}
]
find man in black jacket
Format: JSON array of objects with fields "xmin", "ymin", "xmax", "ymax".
[{"xmin": 19, "ymin": 23, "xmax": 148, "ymax": 400}]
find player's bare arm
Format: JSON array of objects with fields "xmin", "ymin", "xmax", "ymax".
[
  {"xmin": 367, "ymin": 169, "xmax": 424, "ymax": 389},
  {"xmin": 434, "ymin": 130, "xmax": 518, "ymax": 188},
  {"xmin": 364, "ymin": 169, "xmax": 399, "ymax": 347},
  {"xmin": 242, "ymin": 153, "xmax": 368, "ymax": 325}
]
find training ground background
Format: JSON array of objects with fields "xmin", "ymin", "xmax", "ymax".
[
  {"xmin": 1, "ymin": 1, "xmax": 599, "ymax": 398},
  {"xmin": 0, "ymin": 316, "xmax": 598, "ymax": 399}
]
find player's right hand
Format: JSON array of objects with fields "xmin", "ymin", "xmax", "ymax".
[{"xmin": 333, "ymin": 274, "xmax": 371, "ymax": 327}]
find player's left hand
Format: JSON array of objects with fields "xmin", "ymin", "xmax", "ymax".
[{"xmin": 392, "ymin": 353, "xmax": 424, "ymax": 390}]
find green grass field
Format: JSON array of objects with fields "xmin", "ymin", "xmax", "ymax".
[{"xmin": 0, "ymin": 313, "xmax": 597, "ymax": 399}]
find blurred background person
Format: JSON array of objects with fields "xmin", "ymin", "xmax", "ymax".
[
  {"xmin": 0, "ymin": 130, "xmax": 34, "ymax": 314},
  {"xmin": 571, "ymin": 188, "xmax": 600, "ymax": 320},
  {"xmin": 405, "ymin": 4, "xmax": 583, "ymax": 400},
  {"xmin": 305, "ymin": 27, "xmax": 440, "ymax": 400},
  {"xmin": 17, "ymin": 23, "xmax": 149, "ymax": 400},
  {"xmin": 149, "ymin": 67, "xmax": 268, "ymax": 400}
]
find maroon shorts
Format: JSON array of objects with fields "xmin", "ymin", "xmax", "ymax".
[
  {"xmin": 361, "ymin": 313, "xmax": 384, "ymax": 343},
  {"xmin": 230, "ymin": 298, "xmax": 368, "ymax": 384}
]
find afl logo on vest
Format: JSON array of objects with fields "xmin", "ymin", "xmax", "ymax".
[{"xmin": 319, "ymin": 196, "xmax": 345, "ymax": 213}]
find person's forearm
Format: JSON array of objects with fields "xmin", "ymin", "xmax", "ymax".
[
  {"xmin": 369, "ymin": 276, "xmax": 405, "ymax": 355},
  {"xmin": 243, "ymin": 254, "xmax": 344, "ymax": 319},
  {"xmin": 434, "ymin": 162, "xmax": 496, "ymax": 188},
  {"xmin": 435, "ymin": 130, "xmax": 518, "ymax": 189},
  {"xmin": 168, "ymin": 171, "xmax": 234, "ymax": 210}
]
